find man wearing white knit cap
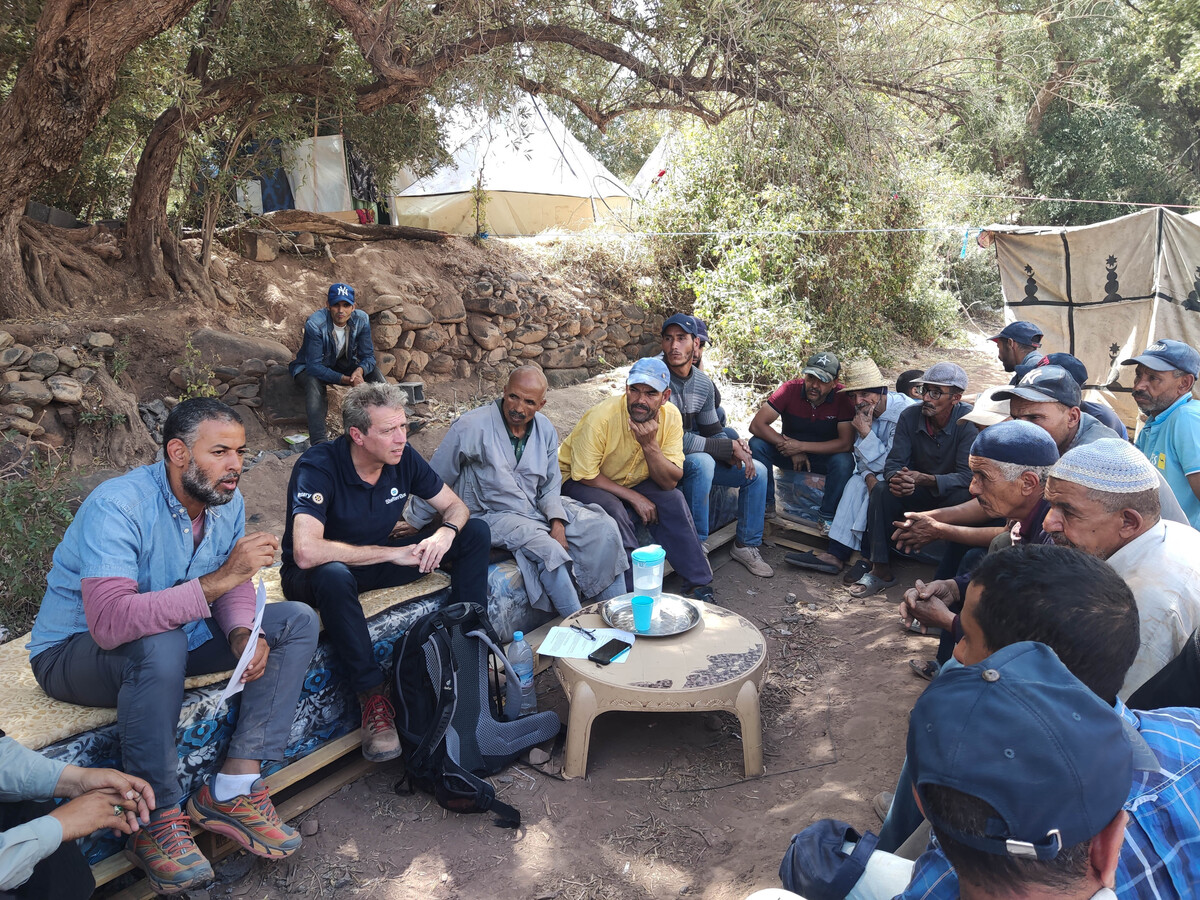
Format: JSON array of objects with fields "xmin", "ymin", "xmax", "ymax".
[{"xmin": 1044, "ymin": 437, "xmax": 1200, "ymax": 697}]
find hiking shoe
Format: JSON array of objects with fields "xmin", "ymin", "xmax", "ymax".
[
  {"xmin": 872, "ymin": 791, "xmax": 894, "ymax": 823},
  {"xmin": 688, "ymin": 583, "xmax": 716, "ymax": 604},
  {"xmin": 187, "ymin": 780, "xmax": 301, "ymax": 859},
  {"xmin": 730, "ymin": 544, "xmax": 774, "ymax": 578},
  {"xmin": 125, "ymin": 805, "xmax": 213, "ymax": 895},
  {"xmin": 359, "ymin": 692, "xmax": 402, "ymax": 762}
]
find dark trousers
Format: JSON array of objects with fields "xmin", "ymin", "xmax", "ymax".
[
  {"xmin": 294, "ymin": 365, "xmax": 386, "ymax": 443},
  {"xmin": 31, "ymin": 603, "xmax": 320, "ymax": 809},
  {"xmin": 1128, "ymin": 628, "xmax": 1200, "ymax": 710},
  {"xmin": 865, "ymin": 481, "xmax": 971, "ymax": 566},
  {"xmin": 561, "ymin": 480, "xmax": 712, "ymax": 589},
  {"xmin": 0, "ymin": 799, "xmax": 94, "ymax": 899},
  {"xmin": 281, "ymin": 518, "xmax": 491, "ymax": 694},
  {"xmin": 748, "ymin": 438, "xmax": 854, "ymax": 521}
]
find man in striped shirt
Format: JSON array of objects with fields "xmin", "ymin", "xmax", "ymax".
[{"xmin": 660, "ymin": 314, "xmax": 773, "ymax": 577}]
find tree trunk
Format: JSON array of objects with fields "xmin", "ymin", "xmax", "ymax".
[
  {"xmin": 0, "ymin": 0, "xmax": 200, "ymax": 318},
  {"xmin": 126, "ymin": 107, "xmax": 193, "ymax": 299}
]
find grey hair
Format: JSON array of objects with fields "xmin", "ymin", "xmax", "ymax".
[
  {"xmin": 1083, "ymin": 485, "xmax": 1161, "ymax": 520},
  {"xmin": 984, "ymin": 459, "xmax": 1053, "ymax": 484},
  {"xmin": 342, "ymin": 383, "xmax": 408, "ymax": 434},
  {"xmin": 162, "ymin": 398, "xmax": 242, "ymax": 450}
]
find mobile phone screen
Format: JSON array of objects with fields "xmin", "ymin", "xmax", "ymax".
[{"xmin": 588, "ymin": 638, "xmax": 632, "ymax": 665}]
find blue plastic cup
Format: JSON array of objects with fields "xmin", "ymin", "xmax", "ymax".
[{"xmin": 631, "ymin": 594, "xmax": 655, "ymax": 633}]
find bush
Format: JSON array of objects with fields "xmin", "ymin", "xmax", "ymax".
[{"xmin": 0, "ymin": 439, "xmax": 79, "ymax": 635}]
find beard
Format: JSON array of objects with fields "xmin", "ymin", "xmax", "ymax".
[
  {"xmin": 181, "ymin": 458, "xmax": 238, "ymax": 507},
  {"xmin": 1131, "ymin": 391, "xmax": 1171, "ymax": 417},
  {"xmin": 1048, "ymin": 531, "xmax": 1079, "ymax": 551},
  {"xmin": 628, "ymin": 402, "xmax": 655, "ymax": 423}
]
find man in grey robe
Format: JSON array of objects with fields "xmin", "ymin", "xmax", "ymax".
[{"xmin": 409, "ymin": 367, "xmax": 627, "ymax": 616}]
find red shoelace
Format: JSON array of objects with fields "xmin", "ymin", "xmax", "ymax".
[{"xmin": 362, "ymin": 693, "xmax": 395, "ymax": 734}]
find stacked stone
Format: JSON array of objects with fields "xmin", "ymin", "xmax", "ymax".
[
  {"xmin": 362, "ymin": 268, "xmax": 663, "ymax": 390},
  {"xmin": 168, "ymin": 356, "xmax": 270, "ymax": 421},
  {"xmin": 0, "ymin": 330, "xmax": 104, "ymax": 444}
]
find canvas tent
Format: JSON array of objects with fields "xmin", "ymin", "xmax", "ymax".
[
  {"xmin": 980, "ymin": 207, "xmax": 1200, "ymax": 428},
  {"xmin": 283, "ymin": 135, "xmax": 353, "ymax": 214},
  {"xmin": 629, "ymin": 133, "xmax": 680, "ymax": 205},
  {"xmin": 387, "ymin": 101, "xmax": 631, "ymax": 235}
]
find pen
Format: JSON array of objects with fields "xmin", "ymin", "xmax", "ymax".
[{"xmin": 570, "ymin": 623, "xmax": 596, "ymax": 641}]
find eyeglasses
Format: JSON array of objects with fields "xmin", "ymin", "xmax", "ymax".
[{"xmin": 921, "ymin": 387, "xmax": 948, "ymax": 399}]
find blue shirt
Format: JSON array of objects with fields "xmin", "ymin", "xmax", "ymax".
[
  {"xmin": 27, "ymin": 461, "xmax": 244, "ymax": 658},
  {"xmin": 288, "ymin": 307, "xmax": 379, "ymax": 383},
  {"xmin": 281, "ymin": 436, "xmax": 443, "ymax": 565},
  {"xmin": 899, "ymin": 702, "xmax": 1200, "ymax": 899},
  {"xmin": 1135, "ymin": 393, "xmax": 1200, "ymax": 528}
]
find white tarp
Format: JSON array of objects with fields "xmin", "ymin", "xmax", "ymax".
[
  {"xmin": 388, "ymin": 100, "xmax": 631, "ymax": 235},
  {"xmin": 283, "ymin": 135, "xmax": 352, "ymax": 214},
  {"xmin": 629, "ymin": 133, "xmax": 679, "ymax": 202},
  {"xmin": 981, "ymin": 208, "xmax": 1200, "ymax": 427}
]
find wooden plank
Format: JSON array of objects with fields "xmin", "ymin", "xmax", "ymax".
[
  {"xmin": 95, "ymin": 732, "xmax": 366, "ymax": 893},
  {"xmin": 768, "ymin": 516, "xmax": 825, "ymax": 539}
]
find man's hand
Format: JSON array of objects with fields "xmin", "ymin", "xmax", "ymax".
[
  {"xmin": 51, "ymin": 788, "xmax": 148, "ymax": 840},
  {"xmin": 229, "ymin": 627, "xmax": 269, "ymax": 683},
  {"xmin": 864, "ymin": 473, "xmax": 878, "ymax": 492},
  {"xmin": 412, "ymin": 526, "xmax": 456, "ymax": 573},
  {"xmin": 57, "ymin": 766, "xmax": 155, "ymax": 827},
  {"xmin": 202, "ymin": 532, "xmax": 279, "ymax": 602},
  {"xmin": 899, "ymin": 579, "xmax": 959, "ymax": 632},
  {"xmin": 627, "ymin": 416, "xmax": 660, "ymax": 448},
  {"xmin": 892, "ymin": 511, "xmax": 943, "ymax": 552},
  {"xmin": 851, "ymin": 407, "xmax": 873, "ymax": 439},
  {"xmin": 550, "ymin": 519, "xmax": 569, "ymax": 551},
  {"xmin": 628, "ymin": 492, "xmax": 658, "ymax": 525},
  {"xmin": 348, "ymin": 367, "xmax": 366, "ymax": 387},
  {"xmin": 390, "ymin": 519, "xmax": 418, "ymax": 539},
  {"xmin": 889, "ymin": 467, "xmax": 917, "ymax": 497},
  {"xmin": 789, "ymin": 451, "xmax": 811, "ymax": 472},
  {"xmin": 731, "ymin": 440, "xmax": 757, "ymax": 480},
  {"xmin": 777, "ymin": 437, "xmax": 801, "ymax": 457}
]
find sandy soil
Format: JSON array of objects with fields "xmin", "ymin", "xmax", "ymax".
[{"xmin": 202, "ymin": 338, "xmax": 1009, "ymax": 900}]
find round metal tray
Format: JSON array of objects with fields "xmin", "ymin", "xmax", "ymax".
[{"xmin": 600, "ymin": 593, "xmax": 702, "ymax": 637}]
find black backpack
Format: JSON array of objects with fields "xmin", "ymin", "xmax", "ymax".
[{"xmin": 391, "ymin": 602, "xmax": 561, "ymax": 827}]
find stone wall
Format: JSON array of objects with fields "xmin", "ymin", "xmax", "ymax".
[{"xmin": 362, "ymin": 267, "xmax": 663, "ymax": 390}]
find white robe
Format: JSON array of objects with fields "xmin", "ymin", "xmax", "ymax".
[
  {"xmin": 409, "ymin": 402, "xmax": 627, "ymax": 611},
  {"xmin": 828, "ymin": 392, "xmax": 918, "ymax": 551}
]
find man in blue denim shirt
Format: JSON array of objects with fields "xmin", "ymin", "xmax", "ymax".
[
  {"xmin": 27, "ymin": 399, "xmax": 319, "ymax": 895},
  {"xmin": 289, "ymin": 282, "xmax": 386, "ymax": 443}
]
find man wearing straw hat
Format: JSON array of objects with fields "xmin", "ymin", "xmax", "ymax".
[{"xmin": 784, "ymin": 358, "xmax": 915, "ymax": 579}]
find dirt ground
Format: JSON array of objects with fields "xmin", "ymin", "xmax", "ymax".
[{"xmin": 207, "ymin": 336, "xmax": 1009, "ymax": 900}]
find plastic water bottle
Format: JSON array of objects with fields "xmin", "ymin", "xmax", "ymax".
[{"xmin": 508, "ymin": 631, "xmax": 537, "ymax": 716}]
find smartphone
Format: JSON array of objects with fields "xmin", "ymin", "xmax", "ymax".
[{"xmin": 588, "ymin": 638, "xmax": 632, "ymax": 665}]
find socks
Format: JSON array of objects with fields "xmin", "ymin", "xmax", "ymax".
[{"xmin": 213, "ymin": 772, "xmax": 260, "ymax": 802}]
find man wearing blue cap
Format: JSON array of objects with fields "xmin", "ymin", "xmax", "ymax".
[
  {"xmin": 988, "ymin": 320, "xmax": 1045, "ymax": 382},
  {"xmin": 289, "ymin": 282, "xmax": 386, "ymax": 444},
  {"xmin": 1121, "ymin": 339, "xmax": 1200, "ymax": 528},
  {"xmin": 660, "ymin": 314, "xmax": 772, "ymax": 578},
  {"xmin": 559, "ymin": 358, "xmax": 714, "ymax": 601},
  {"xmin": 1014, "ymin": 352, "xmax": 1128, "ymax": 439}
]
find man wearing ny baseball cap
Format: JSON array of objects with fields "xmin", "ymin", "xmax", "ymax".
[
  {"xmin": 994, "ymin": 365, "xmax": 1119, "ymax": 455},
  {"xmin": 289, "ymin": 282, "xmax": 386, "ymax": 444},
  {"xmin": 1121, "ymin": 338, "xmax": 1200, "ymax": 528},
  {"xmin": 559, "ymin": 357, "xmax": 714, "ymax": 601},
  {"xmin": 988, "ymin": 320, "xmax": 1045, "ymax": 381}
]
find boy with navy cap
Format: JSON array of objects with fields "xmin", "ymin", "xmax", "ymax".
[
  {"xmin": 988, "ymin": 320, "xmax": 1045, "ymax": 380},
  {"xmin": 1121, "ymin": 339, "xmax": 1200, "ymax": 528},
  {"xmin": 288, "ymin": 282, "xmax": 386, "ymax": 443},
  {"xmin": 559, "ymin": 357, "xmax": 714, "ymax": 601}
]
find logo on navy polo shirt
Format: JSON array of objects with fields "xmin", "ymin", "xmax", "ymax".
[
  {"xmin": 296, "ymin": 491, "xmax": 324, "ymax": 505},
  {"xmin": 385, "ymin": 487, "xmax": 406, "ymax": 505}
]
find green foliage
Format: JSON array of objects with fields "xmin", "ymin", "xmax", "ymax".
[
  {"xmin": 177, "ymin": 339, "xmax": 218, "ymax": 400},
  {"xmin": 109, "ymin": 335, "xmax": 132, "ymax": 380},
  {"xmin": 0, "ymin": 442, "xmax": 79, "ymax": 633}
]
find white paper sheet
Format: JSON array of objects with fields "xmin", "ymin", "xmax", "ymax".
[
  {"xmin": 536, "ymin": 626, "xmax": 635, "ymax": 661},
  {"xmin": 217, "ymin": 577, "xmax": 267, "ymax": 708}
]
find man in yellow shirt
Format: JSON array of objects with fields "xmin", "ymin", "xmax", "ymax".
[{"xmin": 560, "ymin": 358, "xmax": 715, "ymax": 602}]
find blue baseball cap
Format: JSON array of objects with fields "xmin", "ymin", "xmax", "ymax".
[
  {"xmin": 908, "ymin": 642, "xmax": 1132, "ymax": 862},
  {"xmin": 661, "ymin": 313, "xmax": 699, "ymax": 336},
  {"xmin": 627, "ymin": 357, "xmax": 670, "ymax": 392},
  {"xmin": 989, "ymin": 321, "xmax": 1043, "ymax": 346},
  {"xmin": 1120, "ymin": 339, "xmax": 1200, "ymax": 378},
  {"xmin": 994, "ymin": 365, "xmax": 1082, "ymax": 408},
  {"xmin": 328, "ymin": 283, "xmax": 356, "ymax": 305},
  {"xmin": 1015, "ymin": 352, "xmax": 1088, "ymax": 386},
  {"xmin": 693, "ymin": 316, "xmax": 710, "ymax": 345}
]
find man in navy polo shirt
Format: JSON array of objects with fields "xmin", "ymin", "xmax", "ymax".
[
  {"xmin": 748, "ymin": 351, "xmax": 855, "ymax": 530},
  {"xmin": 280, "ymin": 383, "xmax": 490, "ymax": 763},
  {"xmin": 1121, "ymin": 339, "xmax": 1200, "ymax": 528},
  {"xmin": 988, "ymin": 320, "xmax": 1045, "ymax": 383}
]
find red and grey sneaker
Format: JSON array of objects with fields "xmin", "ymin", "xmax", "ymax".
[
  {"xmin": 125, "ymin": 804, "xmax": 214, "ymax": 894},
  {"xmin": 187, "ymin": 779, "xmax": 301, "ymax": 858}
]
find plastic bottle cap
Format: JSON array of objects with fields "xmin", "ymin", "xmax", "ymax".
[
  {"xmin": 513, "ymin": 631, "xmax": 524, "ymax": 641},
  {"xmin": 631, "ymin": 544, "xmax": 666, "ymax": 564}
]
